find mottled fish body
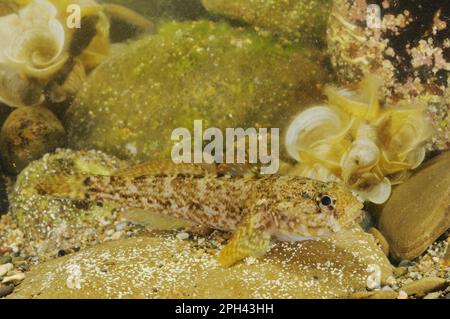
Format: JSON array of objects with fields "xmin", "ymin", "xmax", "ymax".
[{"xmin": 36, "ymin": 162, "xmax": 363, "ymax": 266}]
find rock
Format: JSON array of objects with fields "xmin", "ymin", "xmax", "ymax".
[
  {"xmin": 393, "ymin": 267, "xmax": 408, "ymax": 278},
  {"xmin": 368, "ymin": 228, "xmax": 389, "ymax": 256},
  {"xmin": 0, "ymin": 284, "xmax": 14, "ymax": 298},
  {"xmin": 106, "ymin": 0, "xmax": 208, "ymax": 21},
  {"xmin": 378, "ymin": 152, "xmax": 450, "ymax": 261},
  {"xmin": 0, "ymin": 173, "xmax": 8, "ymax": 214},
  {"xmin": 202, "ymin": 0, "xmax": 332, "ymax": 45},
  {"xmin": 2, "ymin": 272, "xmax": 25, "ymax": 285},
  {"xmin": 398, "ymin": 260, "xmax": 415, "ymax": 268},
  {"xmin": 0, "ymin": 255, "xmax": 11, "ymax": 265},
  {"xmin": 66, "ymin": 20, "xmax": 328, "ymax": 164},
  {"xmin": 351, "ymin": 290, "xmax": 398, "ymax": 299},
  {"xmin": 401, "ymin": 277, "xmax": 448, "ymax": 297},
  {"xmin": 424, "ymin": 292, "xmax": 442, "ymax": 299},
  {"xmin": 328, "ymin": 0, "xmax": 450, "ymax": 151},
  {"xmin": 0, "ymin": 106, "xmax": 66, "ymax": 174},
  {"xmin": 443, "ymin": 237, "xmax": 450, "ymax": 266},
  {"xmin": 10, "ymin": 149, "xmax": 127, "ymax": 260},
  {"xmin": 8, "ymin": 227, "xmax": 392, "ymax": 299},
  {"xmin": 0, "ymin": 263, "xmax": 13, "ymax": 277}
]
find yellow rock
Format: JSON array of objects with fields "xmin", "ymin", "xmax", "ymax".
[
  {"xmin": 402, "ymin": 277, "xmax": 448, "ymax": 297},
  {"xmin": 378, "ymin": 152, "xmax": 450, "ymax": 261},
  {"xmin": 9, "ymin": 227, "xmax": 392, "ymax": 299}
]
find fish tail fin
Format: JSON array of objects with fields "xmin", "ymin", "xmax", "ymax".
[{"xmin": 34, "ymin": 174, "xmax": 89, "ymax": 200}]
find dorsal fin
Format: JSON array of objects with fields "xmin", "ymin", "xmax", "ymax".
[
  {"xmin": 113, "ymin": 161, "xmax": 216, "ymax": 178},
  {"xmin": 113, "ymin": 161, "xmax": 260, "ymax": 178}
]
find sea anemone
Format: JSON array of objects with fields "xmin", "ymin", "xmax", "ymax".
[
  {"xmin": 285, "ymin": 76, "xmax": 433, "ymax": 204},
  {"xmin": 0, "ymin": 0, "xmax": 110, "ymax": 106},
  {"xmin": 0, "ymin": 0, "xmax": 68, "ymax": 79}
]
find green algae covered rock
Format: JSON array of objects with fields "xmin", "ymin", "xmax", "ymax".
[
  {"xmin": 202, "ymin": 0, "xmax": 332, "ymax": 45},
  {"xmin": 103, "ymin": 0, "xmax": 208, "ymax": 21},
  {"xmin": 10, "ymin": 149, "xmax": 128, "ymax": 260},
  {"xmin": 8, "ymin": 227, "xmax": 392, "ymax": 299},
  {"xmin": 66, "ymin": 20, "xmax": 328, "ymax": 163}
]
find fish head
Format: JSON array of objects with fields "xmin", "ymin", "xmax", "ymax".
[
  {"xmin": 311, "ymin": 181, "xmax": 364, "ymax": 234},
  {"xmin": 275, "ymin": 180, "xmax": 364, "ymax": 241}
]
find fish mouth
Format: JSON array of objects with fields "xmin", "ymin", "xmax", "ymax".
[{"xmin": 342, "ymin": 203, "xmax": 364, "ymax": 228}]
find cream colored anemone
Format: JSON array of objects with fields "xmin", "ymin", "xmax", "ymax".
[
  {"xmin": 0, "ymin": 0, "xmax": 110, "ymax": 106},
  {"xmin": 285, "ymin": 76, "xmax": 433, "ymax": 204},
  {"xmin": 0, "ymin": 0, "xmax": 68, "ymax": 79}
]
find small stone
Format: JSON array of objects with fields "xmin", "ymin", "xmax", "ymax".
[
  {"xmin": 176, "ymin": 232, "xmax": 190, "ymax": 241},
  {"xmin": 397, "ymin": 291, "xmax": 408, "ymax": 299},
  {"xmin": 424, "ymin": 292, "xmax": 442, "ymax": 299},
  {"xmin": 57, "ymin": 250, "xmax": 67, "ymax": 257},
  {"xmin": 115, "ymin": 222, "xmax": 127, "ymax": 232},
  {"xmin": 2, "ymin": 272, "xmax": 25, "ymax": 285},
  {"xmin": 444, "ymin": 241, "xmax": 450, "ymax": 266},
  {"xmin": 110, "ymin": 231, "xmax": 122, "ymax": 241},
  {"xmin": 385, "ymin": 276, "xmax": 397, "ymax": 286},
  {"xmin": 0, "ymin": 247, "xmax": 12, "ymax": 254},
  {"xmin": 0, "ymin": 255, "xmax": 12, "ymax": 265},
  {"xmin": 368, "ymin": 228, "xmax": 389, "ymax": 256},
  {"xmin": 393, "ymin": 267, "xmax": 408, "ymax": 277},
  {"xmin": 398, "ymin": 260, "xmax": 415, "ymax": 267},
  {"xmin": 0, "ymin": 263, "xmax": 13, "ymax": 277},
  {"xmin": 402, "ymin": 277, "xmax": 448, "ymax": 297},
  {"xmin": 0, "ymin": 106, "xmax": 67, "ymax": 174},
  {"xmin": 0, "ymin": 284, "xmax": 14, "ymax": 298},
  {"xmin": 351, "ymin": 290, "xmax": 398, "ymax": 299}
]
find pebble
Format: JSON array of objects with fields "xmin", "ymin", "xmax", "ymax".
[
  {"xmin": 0, "ymin": 284, "xmax": 14, "ymax": 298},
  {"xmin": 424, "ymin": 292, "xmax": 442, "ymax": 299},
  {"xmin": 393, "ymin": 267, "xmax": 408, "ymax": 277},
  {"xmin": 176, "ymin": 232, "xmax": 190, "ymax": 240},
  {"xmin": 115, "ymin": 222, "xmax": 127, "ymax": 232},
  {"xmin": 397, "ymin": 291, "xmax": 408, "ymax": 299},
  {"xmin": 352, "ymin": 290, "xmax": 398, "ymax": 299},
  {"xmin": 2, "ymin": 272, "xmax": 25, "ymax": 285},
  {"xmin": 398, "ymin": 260, "xmax": 415, "ymax": 267},
  {"xmin": 0, "ymin": 263, "xmax": 13, "ymax": 277},
  {"xmin": 402, "ymin": 277, "xmax": 448, "ymax": 297},
  {"xmin": 444, "ymin": 241, "xmax": 450, "ymax": 266},
  {"xmin": 110, "ymin": 231, "xmax": 122, "ymax": 241},
  {"xmin": 0, "ymin": 106, "xmax": 67, "ymax": 174},
  {"xmin": 0, "ymin": 255, "xmax": 12, "ymax": 265},
  {"xmin": 0, "ymin": 247, "xmax": 12, "ymax": 254}
]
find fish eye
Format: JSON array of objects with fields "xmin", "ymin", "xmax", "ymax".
[
  {"xmin": 317, "ymin": 194, "xmax": 336, "ymax": 212},
  {"xmin": 320, "ymin": 195, "xmax": 332, "ymax": 206}
]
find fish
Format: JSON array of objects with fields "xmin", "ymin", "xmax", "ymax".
[{"xmin": 34, "ymin": 161, "xmax": 364, "ymax": 267}]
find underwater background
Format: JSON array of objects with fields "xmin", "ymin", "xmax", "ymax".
[{"xmin": 0, "ymin": 0, "xmax": 449, "ymax": 299}]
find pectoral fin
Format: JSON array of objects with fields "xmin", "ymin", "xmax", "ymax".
[
  {"xmin": 218, "ymin": 206, "xmax": 274, "ymax": 267},
  {"xmin": 122, "ymin": 209, "xmax": 195, "ymax": 230}
]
